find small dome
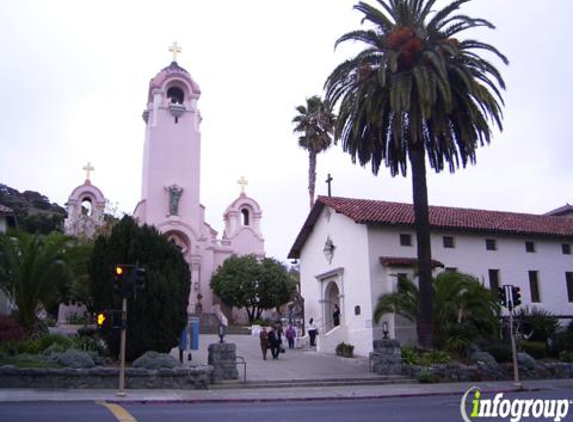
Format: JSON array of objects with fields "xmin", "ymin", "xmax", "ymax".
[{"xmin": 148, "ymin": 61, "xmax": 201, "ymax": 101}]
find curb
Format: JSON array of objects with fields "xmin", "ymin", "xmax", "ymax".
[{"xmin": 107, "ymin": 386, "xmax": 541, "ymax": 405}]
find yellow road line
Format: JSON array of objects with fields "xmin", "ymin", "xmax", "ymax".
[{"xmin": 97, "ymin": 401, "xmax": 138, "ymax": 422}]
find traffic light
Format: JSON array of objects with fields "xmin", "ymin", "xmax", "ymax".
[
  {"xmin": 498, "ymin": 287, "xmax": 507, "ymax": 307},
  {"xmin": 134, "ymin": 267, "xmax": 145, "ymax": 290},
  {"xmin": 113, "ymin": 264, "xmax": 145, "ymax": 298},
  {"xmin": 96, "ymin": 311, "xmax": 111, "ymax": 329},
  {"xmin": 511, "ymin": 286, "xmax": 522, "ymax": 307},
  {"xmin": 114, "ymin": 265, "xmax": 127, "ymax": 292},
  {"xmin": 96, "ymin": 310, "xmax": 121, "ymax": 329}
]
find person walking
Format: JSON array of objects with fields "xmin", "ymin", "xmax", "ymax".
[
  {"xmin": 259, "ymin": 326, "xmax": 269, "ymax": 360},
  {"xmin": 285, "ymin": 325, "xmax": 296, "ymax": 349},
  {"xmin": 307, "ymin": 318, "xmax": 318, "ymax": 347},
  {"xmin": 268, "ymin": 326, "xmax": 280, "ymax": 359}
]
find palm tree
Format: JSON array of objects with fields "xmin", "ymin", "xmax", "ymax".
[
  {"xmin": 292, "ymin": 95, "xmax": 336, "ymax": 208},
  {"xmin": 374, "ymin": 272, "xmax": 500, "ymax": 350},
  {"xmin": 0, "ymin": 231, "xmax": 71, "ymax": 330},
  {"xmin": 325, "ymin": 0, "xmax": 507, "ymax": 348}
]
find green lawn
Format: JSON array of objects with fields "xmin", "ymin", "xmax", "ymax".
[{"xmin": 0, "ymin": 355, "xmax": 62, "ymax": 369}]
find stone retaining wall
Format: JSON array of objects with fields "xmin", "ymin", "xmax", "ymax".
[
  {"xmin": 0, "ymin": 365, "xmax": 213, "ymax": 389},
  {"xmin": 403, "ymin": 361, "xmax": 573, "ymax": 383}
]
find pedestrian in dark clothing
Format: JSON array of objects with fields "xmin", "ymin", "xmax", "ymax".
[
  {"xmin": 259, "ymin": 326, "xmax": 269, "ymax": 360},
  {"xmin": 285, "ymin": 325, "xmax": 296, "ymax": 349},
  {"xmin": 268, "ymin": 327, "xmax": 281, "ymax": 359},
  {"xmin": 333, "ymin": 304, "xmax": 341, "ymax": 326}
]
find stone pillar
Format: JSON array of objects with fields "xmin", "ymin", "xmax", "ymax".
[
  {"xmin": 370, "ymin": 339, "xmax": 403, "ymax": 375},
  {"xmin": 207, "ymin": 342, "xmax": 238, "ymax": 382}
]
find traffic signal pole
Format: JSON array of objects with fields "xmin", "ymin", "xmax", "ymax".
[
  {"xmin": 509, "ymin": 307, "xmax": 521, "ymax": 389},
  {"xmin": 117, "ymin": 296, "xmax": 127, "ymax": 397},
  {"xmin": 501, "ymin": 284, "xmax": 522, "ymax": 389}
]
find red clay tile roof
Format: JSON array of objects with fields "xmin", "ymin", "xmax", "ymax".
[
  {"xmin": 544, "ymin": 204, "xmax": 573, "ymax": 217},
  {"xmin": 288, "ymin": 196, "xmax": 573, "ymax": 259},
  {"xmin": 379, "ymin": 256, "xmax": 444, "ymax": 268}
]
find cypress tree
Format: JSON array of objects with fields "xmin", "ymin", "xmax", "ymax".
[{"xmin": 89, "ymin": 216, "xmax": 190, "ymax": 361}]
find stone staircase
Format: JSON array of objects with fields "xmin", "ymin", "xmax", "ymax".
[
  {"xmin": 190, "ymin": 313, "xmax": 250, "ymax": 335},
  {"xmin": 211, "ymin": 375, "xmax": 413, "ymax": 389}
]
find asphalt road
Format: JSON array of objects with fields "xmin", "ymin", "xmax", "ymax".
[{"xmin": 1, "ymin": 389, "xmax": 572, "ymax": 422}]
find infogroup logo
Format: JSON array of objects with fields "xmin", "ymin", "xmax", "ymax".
[{"xmin": 460, "ymin": 387, "xmax": 571, "ymax": 422}]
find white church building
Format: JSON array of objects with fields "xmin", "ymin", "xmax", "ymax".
[{"xmin": 288, "ymin": 196, "xmax": 573, "ymax": 357}]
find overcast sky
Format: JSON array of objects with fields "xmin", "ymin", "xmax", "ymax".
[{"xmin": 0, "ymin": 0, "xmax": 571, "ymax": 261}]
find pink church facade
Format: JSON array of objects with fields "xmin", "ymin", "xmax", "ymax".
[{"xmin": 133, "ymin": 58, "xmax": 265, "ymax": 316}]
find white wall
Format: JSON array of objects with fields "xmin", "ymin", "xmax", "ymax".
[
  {"xmin": 367, "ymin": 226, "xmax": 573, "ymax": 319},
  {"xmin": 300, "ymin": 216, "xmax": 573, "ymax": 353},
  {"xmin": 299, "ymin": 207, "xmax": 372, "ymax": 356}
]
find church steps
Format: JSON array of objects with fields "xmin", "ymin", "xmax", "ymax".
[{"xmin": 211, "ymin": 375, "xmax": 413, "ymax": 389}]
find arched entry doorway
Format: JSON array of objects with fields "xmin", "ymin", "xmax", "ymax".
[{"xmin": 324, "ymin": 281, "xmax": 340, "ymax": 332}]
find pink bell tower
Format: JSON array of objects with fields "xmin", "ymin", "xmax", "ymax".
[
  {"xmin": 134, "ymin": 42, "xmax": 202, "ymax": 232},
  {"xmin": 134, "ymin": 44, "xmax": 266, "ymax": 319}
]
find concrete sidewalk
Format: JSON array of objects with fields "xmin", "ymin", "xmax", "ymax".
[
  {"xmin": 1, "ymin": 379, "xmax": 572, "ymax": 403},
  {"xmin": 2, "ymin": 334, "xmax": 573, "ymax": 403},
  {"xmin": 177, "ymin": 334, "xmax": 378, "ymax": 382}
]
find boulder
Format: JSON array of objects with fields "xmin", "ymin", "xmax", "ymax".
[
  {"xmin": 470, "ymin": 351, "xmax": 498, "ymax": 368},
  {"xmin": 517, "ymin": 352, "xmax": 536, "ymax": 370},
  {"xmin": 132, "ymin": 351, "xmax": 181, "ymax": 369},
  {"xmin": 43, "ymin": 343, "xmax": 67, "ymax": 356},
  {"xmin": 58, "ymin": 349, "xmax": 95, "ymax": 369}
]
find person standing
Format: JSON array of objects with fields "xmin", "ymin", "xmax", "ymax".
[
  {"xmin": 333, "ymin": 304, "xmax": 341, "ymax": 327},
  {"xmin": 259, "ymin": 326, "xmax": 269, "ymax": 360},
  {"xmin": 275, "ymin": 323, "xmax": 284, "ymax": 355},
  {"xmin": 285, "ymin": 325, "xmax": 296, "ymax": 349},
  {"xmin": 308, "ymin": 318, "xmax": 318, "ymax": 347}
]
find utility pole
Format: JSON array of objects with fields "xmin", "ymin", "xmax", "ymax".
[
  {"xmin": 108, "ymin": 264, "xmax": 145, "ymax": 397},
  {"xmin": 499, "ymin": 284, "xmax": 522, "ymax": 389},
  {"xmin": 117, "ymin": 296, "xmax": 127, "ymax": 396}
]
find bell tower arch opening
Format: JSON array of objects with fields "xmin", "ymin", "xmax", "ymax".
[
  {"xmin": 167, "ymin": 86, "xmax": 185, "ymax": 104},
  {"xmin": 81, "ymin": 197, "xmax": 93, "ymax": 216},
  {"xmin": 241, "ymin": 208, "xmax": 250, "ymax": 226}
]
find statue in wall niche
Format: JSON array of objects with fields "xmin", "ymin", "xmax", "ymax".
[{"xmin": 166, "ymin": 184, "xmax": 183, "ymax": 216}]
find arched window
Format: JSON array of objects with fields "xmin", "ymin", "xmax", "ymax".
[
  {"xmin": 167, "ymin": 86, "xmax": 185, "ymax": 104},
  {"xmin": 81, "ymin": 198, "xmax": 93, "ymax": 216},
  {"xmin": 241, "ymin": 209, "xmax": 250, "ymax": 226}
]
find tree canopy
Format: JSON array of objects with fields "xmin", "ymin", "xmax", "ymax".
[
  {"xmin": 325, "ymin": 0, "xmax": 507, "ymax": 348},
  {"xmin": 0, "ymin": 231, "xmax": 72, "ymax": 330},
  {"xmin": 89, "ymin": 216, "xmax": 190, "ymax": 361},
  {"xmin": 0, "ymin": 184, "xmax": 66, "ymax": 234},
  {"xmin": 292, "ymin": 95, "xmax": 336, "ymax": 208},
  {"xmin": 210, "ymin": 255, "xmax": 295, "ymax": 323},
  {"xmin": 374, "ymin": 271, "xmax": 500, "ymax": 352}
]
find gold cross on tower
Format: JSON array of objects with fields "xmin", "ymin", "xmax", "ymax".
[
  {"xmin": 83, "ymin": 162, "xmax": 95, "ymax": 181},
  {"xmin": 169, "ymin": 41, "xmax": 182, "ymax": 62},
  {"xmin": 237, "ymin": 176, "xmax": 248, "ymax": 194}
]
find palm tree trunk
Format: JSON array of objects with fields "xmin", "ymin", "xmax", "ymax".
[
  {"xmin": 408, "ymin": 143, "xmax": 434, "ymax": 349},
  {"xmin": 308, "ymin": 150, "xmax": 317, "ymax": 209}
]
